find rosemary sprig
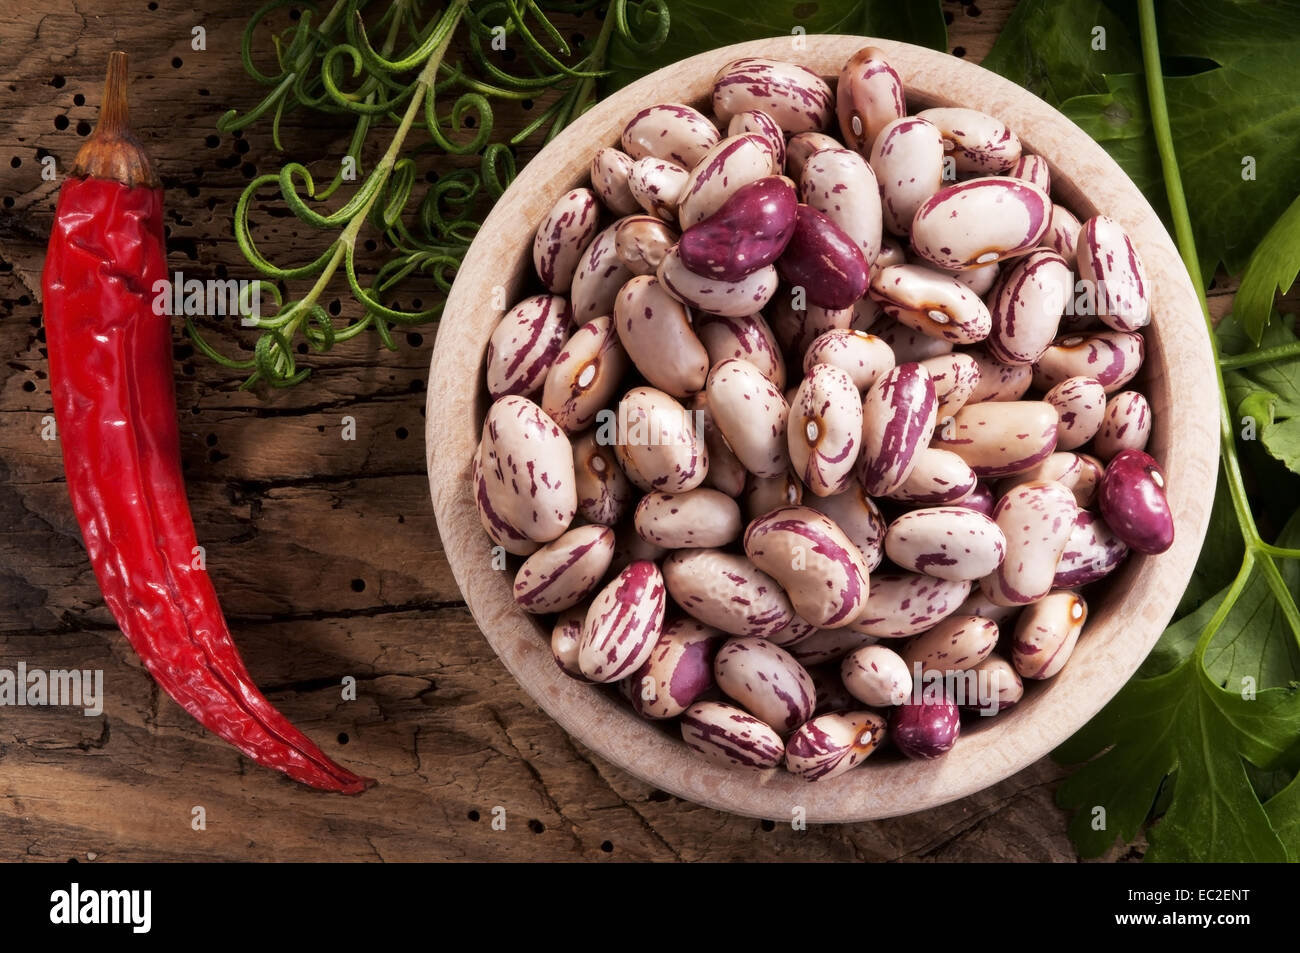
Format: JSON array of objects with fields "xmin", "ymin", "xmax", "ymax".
[{"xmin": 194, "ymin": 0, "xmax": 668, "ymax": 389}]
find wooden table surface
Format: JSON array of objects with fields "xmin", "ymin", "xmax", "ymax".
[{"xmin": 2, "ymin": 0, "xmax": 1220, "ymax": 862}]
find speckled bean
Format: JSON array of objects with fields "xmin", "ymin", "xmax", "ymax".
[
  {"xmin": 981, "ymin": 480, "xmax": 1078, "ymax": 606},
  {"xmin": 777, "ymin": 204, "xmax": 870, "ymax": 309},
  {"xmin": 591, "ymin": 147, "xmax": 641, "ymax": 215},
  {"xmin": 728, "ymin": 108, "xmax": 786, "ymax": 172},
  {"xmin": 885, "ymin": 507, "xmax": 1006, "ymax": 581},
  {"xmin": 1044, "ymin": 375, "xmax": 1106, "ymax": 451},
  {"xmin": 805, "ymin": 482, "xmax": 886, "ymax": 572},
  {"xmin": 657, "ymin": 244, "xmax": 779, "ymax": 317},
  {"xmin": 1074, "ymin": 454, "xmax": 1105, "ymax": 508},
  {"xmin": 706, "ymin": 358, "xmax": 791, "ymax": 478},
  {"xmin": 680, "ymin": 701, "xmax": 785, "ymax": 769},
  {"xmin": 802, "ymin": 329, "xmax": 895, "ymax": 393},
  {"xmin": 875, "ymin": 237, "xmax": 907, "ymax": 270},
  {"xmin": 625, "ymin": 619, "xmax": 720, "ymax": 720},
  {"xmin": 1032, "ymin": 331, "xmax": 1145, "ymax": 394},
  {"xmin": 836, "ymin": 47, "xmax": 905, "ymax": 153},
  {"xmin": 801, "ymin": 147, "xmax": 882, "ymax": 265},
  {"xmin": 513, "ymin": 524, "xmax": 615, "ymax": 614},
  {"xmin": 917, "ymin": 107, "xmax": 1021, "ymax": 175},
  {"xmin": 474, "ymin": 396, "xmax": 577, "ymax": 553},
  {"xmin": 1041, "ymin": 203, "xmax": 1082, "ymax": 267},
  {"xmin": 786, "ymin": 710, "xmax": 886, "ymax": 781},
  {"xmin": 744, "ymin": 505, "xmax": 872, "ymax": 628},
  {"xmin": 715, "ymin": 636, "xmax": 815, "ymax": 734},
  {"xmin": 613, "ymin": 275, "xmax": 708, "ymax": 397},
  {"xmin": 693, "ymin": 392, "xmax": 748, "ymax": 497},
  {"xmin": 949, "ymin": 260, "xmax": 1001, "ymax": 296},
  {"xmin": 663, "ymin": 548, "xmax": 794, "ymax": 638},
  {"xmin": 955, "ymin": 587, "xmax": 1021, "ymax": 625},
  {"xmin": 1012, "ymin": 590, "xmax": 1087, "ymax": 679},
  {"xmin": 771, "ymin": 295, "xmax": 854, "ymax": 357},
  {"xmin": 614, "ymin": 214, "xmax": 678, "ymax": 275},
  {"xmin": 742, "ymin": 470, "xmax": 803, "ymax": 522},
  {"xmin": 966, "ymin": 344, "xmax": 1033, "ymax": 402},
  {"xmin": 871, "ymin": 316, "xmax": 955, "ymax": 363},
  {"xmin": 621, "ymin": 103, "xmax": 720, "ymax": 170},
  {"xmin": 570, "ymin": 222, "xmax": 633, "ymax": 326},
  {"xmin": 903, "ymin": 613, "xmax": 999, "ymax": 675},
  {"xmin": 911, "ymin": 177, "xmax": 1050, "ymax": 270},
  {"xmin": 628, "ymin": 156, "xmax": 690, "ymax": 222},
  {"xmin": 931, "ymin": 400, "xmax": 1059, "ymax": 478},
  {"xmin": 486, "ymin": 294, "xmax": 572, "ymax": 399},
  {"xmin": 533, "ymin": 187, "xmax": 600, "ymax": 293},
  {"xmin": 870, "ymin": 263, "xmax": 993, "ymax": 344},
  {"xmin": 1098, "ymin": 449, "xmax": 1173, "ymax": 555},
  {"xmin": 1076, "ymin": 215, "xmax": 1150, "ymax": 331},
  {"xmin": 767, "ymin": 614, "xmax": 819, "ymax": 649},
  {"xmin": 693, "ymin": 311, "xmax": 786, "ymax": 391},
  {"xmin": 712, "ymin": 57, "xmax": 833, "ymax": 133},
  {"xmin": 634, "ymin": 487, "xmax": 742, "ymax": 549},
  {"xmin": 919, "ymin": 352, "xmax": 981, "ymax": 419},
  {"xmin": 964, "ymin": 655, "xmax": 1023, "ymax": 711},
  {"xmin": 1054, "ymin": 509, "xmax": 1129, "ymax": 587},
  {"xmin": 786, "ymin": 630, "xmax": 875, "ymax": 667},
  {"xmin": 886, "ymin": 448, "xmax": 978, "ymax": 505},
  {"xmin": 998, "ymin": 451, "xmax": 1095, "ymax": 508},
  {"xmin": 847, "ymin": 572, "xmax": 971, "ymax": 638},
  {"xmin": 679, "ymin": 175, "xmax": 798, "ymax": 280},
  {"xmin": 858, "ymin": 362, "xmax": 938, "ymax": 495},
  {"xmin": 986, "ymin": 249, "xmax": 1071, "ymax": 365},
  {"xmin": 612, "ymin": 386, "xmax": 708, "ymax": 493},
  {"xmin": 789, "ymin": 363, "xmax": 864, "ymax": 496},
  {"xmin": 572, "ymin": 431, "xmax": 631, "ymax": 526},
  {"xmin": 842, "ymin": 644, "xmax": 912, "ymax": 707},
  {"xmin": 678, "ymin": 133, "xmax": 777, "ymax": 229},
  {"xmin": 1093, "ymin": 390, "xmax": 1151, "ymax": 459},
  {"xmin": 1009, "ymin": 153, "xmax": 1051, "ymax": 192},
  {"xmin": 784, "ymin": 130, "xmax": 841, "ymax": 180},
  {"xmin": 543, "ymin": 315, "xmax": 630, "ymax": 434},
  {"xmin": 551, "ymin": 606, "xmax": 590, "ymax": 681},
  {"xmin": 870, "ymin": 116, "xmax": 945, "ymax": 236},
  {"xmin": 578, "ymin": 560, "xmax": 666, "ymax": 683}
]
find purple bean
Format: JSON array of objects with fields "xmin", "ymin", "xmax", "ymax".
[
  {"xmin": 679, "ymin": 176, "xmax": 798, "ymax": 280},
  {"xmin": 777, "ymin": 204, "xmax": 870, "ymax": 309},
  {"xmin": 889, "ymin": 697, "xmax": 960, "ymax": 760},
  {"xmin": 1098, "ymin": 449, "xmax": 1174, "ymax": 555}
]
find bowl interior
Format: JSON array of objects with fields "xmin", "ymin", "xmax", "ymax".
[{"xmin": 427, "ymin": 36, "xmax": 1217, "ymax": 821}]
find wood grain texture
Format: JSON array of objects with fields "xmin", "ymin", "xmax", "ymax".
[{"xmin": 2, "ymin": 0, "xmax": 1164, "ymax": 861}]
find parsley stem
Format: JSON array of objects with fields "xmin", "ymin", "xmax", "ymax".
[
  {"xmin": 1134, "ymin": 0, "xmax": 1300, "ymax": 657},
  {"xmin": 1196, "ymin": 552, "xmax": 1257, "ymax": 657},
  {"xmin": 1219, "ymin": 340, "xmax": 1300, "ymax": 370},
  {"xmin": 1137, "ymin": 0, "xmax": 1261, "ymax": 552}
]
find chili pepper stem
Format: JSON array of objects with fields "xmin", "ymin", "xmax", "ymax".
[{"xmin": 72, "ymin": 52, "xmax": 158, "ymax": 188}]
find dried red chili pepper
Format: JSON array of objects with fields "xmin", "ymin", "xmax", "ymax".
[{"xmin": 42, "ymin": 52, "xmax": 372, "ymax": 794}]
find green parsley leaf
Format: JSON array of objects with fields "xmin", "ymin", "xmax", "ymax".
[
  {"xmin": 603, "ymin": 0, "xmax": 947, "ymax": 93},
  {"xmin": 981, "ymin": 0, "xmax": 1142, "ymax": 107},
  {"xmin": 1234, "ymin": 194, "xmax": 1300, "ymax": 343}
]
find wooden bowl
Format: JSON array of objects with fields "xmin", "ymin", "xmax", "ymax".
[{"xmin": 426, "ymin": 36, "xmax": 1217, "ymax": 821}]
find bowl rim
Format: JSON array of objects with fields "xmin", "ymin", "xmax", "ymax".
[{"xmin": 427, "ymin": 35, "xmax": 1218, "ymax": 822}]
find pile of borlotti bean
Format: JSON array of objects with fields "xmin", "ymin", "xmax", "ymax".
[{"xmin": 472, "ymin": 49, "xmax": 1175, "ymax": 782}]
